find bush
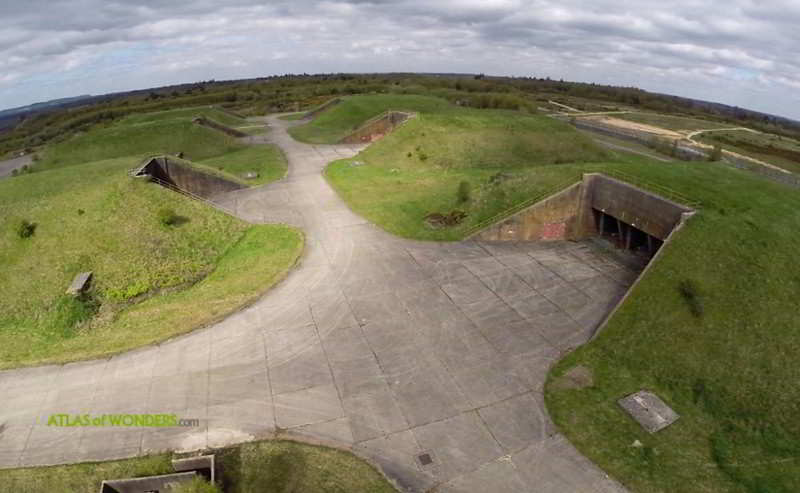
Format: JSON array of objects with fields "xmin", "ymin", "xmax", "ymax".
[
  {"xmin": 15, "ymin": 219, "xmax": 36, "ymax": 238},
  {"xmin": 157, "ymin": 207, "xmax": 179, "ymax": 226},
  {"xmin": 457, "ymin": 180, "xmax": 471, "ymax": 203},
  {"xmin": 678, "ymin": 279, "xmax": 703, "ymax": 318},
  {"xmin": 172, "ymin": 477, "xmax": 222, "ymax": 493}
]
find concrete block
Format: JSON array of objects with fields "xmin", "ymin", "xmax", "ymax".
[
  {"xmin": 618, "ymin": 390, "xmax": 679, "ymax": 433},
  {"xmin": 66, "ymin": 271, "xmax": 92, "ymax": 295}
]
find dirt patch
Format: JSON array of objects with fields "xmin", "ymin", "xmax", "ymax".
[
  {"xmin": 581, "ymin": 116, "xmax": 683, "ymax": 139},
  {"xmin": 424, "ymin": 210, "xmax": 467, "ymax": 229},
  {"xmin": 552, "ymin": 365, "xmax": 594, "ymax": 390}
]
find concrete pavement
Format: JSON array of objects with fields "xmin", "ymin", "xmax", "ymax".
[{"xmin": 0, "ymin": 115, "xmax": 634, "ymax": 492}]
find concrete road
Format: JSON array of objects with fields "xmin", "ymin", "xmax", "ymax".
[
  {"xmin": 0, "ymin": 154, "xmax": 32, "ymax": 179},
  {"xmin": 0, "ymin": 116, "xmax": 632, "ymax": 492}
]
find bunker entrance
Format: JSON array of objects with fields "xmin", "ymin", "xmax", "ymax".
[
  {"xmin": 593, "ymin": 208, "xmax": 664, "ymax": 259},
  {"xmin": 474, "ymin": 173, "xmax": 694, "ymax": 261},
  {"xmin": 131, "ymin": 156, "xmax": 245, "ymax": 200}
]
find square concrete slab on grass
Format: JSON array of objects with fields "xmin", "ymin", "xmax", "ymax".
[{"xmin": 618, "ymin": 390, "xmax": 680, "ymax": 433}]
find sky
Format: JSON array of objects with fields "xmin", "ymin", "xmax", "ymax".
[{"xmin": 1, "ymin": 0, "xmax": 799, "ymax": 120}]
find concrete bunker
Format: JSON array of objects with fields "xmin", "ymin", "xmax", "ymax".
[
  {"xmin": 132, "ymin": 156, "xmax": 245, "ymax": 200},
  {"xmin": 474, "ymin": 173, "xmax": 694, "ymax": 259}
]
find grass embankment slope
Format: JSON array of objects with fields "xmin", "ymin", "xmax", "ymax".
[
  {"xmin": 35, "ymin": 107, "xmax": 286, "ymax": 186},
  {"xmin": 1, "ymin": 114, "xmax": 301, "ymax": 369},
  {"xmin": 0, "ymin": 440, "xmax": 397, "ymax": 493},
  {"xmin": 294, "ymin": 94, "xmax": 609, "ymax": 240},
  {"xmin": 300, "ymin": 94, "xmax": 800, "ymax": 491}
]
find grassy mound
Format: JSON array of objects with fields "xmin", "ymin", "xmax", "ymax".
[
  {"xmin": 0, "ymin": 157, "xmax": 302, "ymax": 368},
  {"xmin": 288, "ymin": 94, "xmax": 453, "ymax": 143},
  {"xmin": 197, "ymin": 145, "xmax": 287, "ymax": 185},
  {"xmin": 540, "ymin": 159, "xmax": 800, "ymax": 492},
  {"xmin": 36, "ymin": 119, "xmax": 242, "ymax": 170},
  {"xmin": 122, "ymin": 107, "xmax": 247, "ymax": 127},
  {"xmin": 320, "ymin": 95, "xmax": 608, "ymax": 240},
  {"xmin": 0, "ymin": 440, "xmax": 397, "ymax": 493}
]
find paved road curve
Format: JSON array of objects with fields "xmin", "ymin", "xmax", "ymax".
[{"xmin": 0, "ymin": 116, "xmax": 632, "ymax": 492}]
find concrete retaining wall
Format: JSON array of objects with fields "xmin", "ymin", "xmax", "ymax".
[
  {"xmin": 142, "ymin": 157, "xmax": 245, "ymax": 199},
  {"xmin": 475, "ymin": 173, "xmax": 692, "ymax": 244},
  {"xmin": 340, "ymin": 111, "xmax": 413, "ymax": 144},
  {"xmin": 192, "ymin": 117, "xmax": 247, "ymax": 138},
  {"xmin": 475, "ymin": 183, "xmax": 584, "ymax": 241},
  {"xmin": 583, "ymin": 174, "xmax": 691, "ymax": 240}
]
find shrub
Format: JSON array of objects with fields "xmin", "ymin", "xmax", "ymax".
[
  {"xmin": 172, "ymin": 477, "xmax": 222, "ymax": 493},
  {"xmin": 678, "ymin": 279, "xmax": 704, "ymax": 318},
  {"xmin": 157, "ymin": 207, "xmax": 179, "ymax": 226},
  {"xmin": 457, "ymin": 180, "xmax": 471, "ymax": 203},
  {"xmin": 15, "ymin": 219, "xmax": 36, "ymax": 238}
]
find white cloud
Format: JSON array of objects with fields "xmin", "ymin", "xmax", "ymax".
[{"xmin": 0, "ymin": 0, "xmax": 798, "ymax": 120}]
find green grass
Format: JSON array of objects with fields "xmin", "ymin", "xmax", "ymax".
[
  {"xmin": 122, "ymin": 106, "xmax": 247, "ymax": 127},
  {"xmin": 0, "ymin": 157, "xmax": 302, "ymax": 368},
  {"xmin": 0, "ymin": 454, "xmax": 173, "ymax": 493},
  {"xmin": 0, "ymin": 440, "xmax": 397, "ymax": 493},
  {"xmin": 698, "ymin": 129, "xmax": 800, "ymax": 173},
  {"xmin": 322, "ymin": 96, "xmax": 609, "ymax": 240},
  {"xmin": 197, "ymin": 145, "xmax": 288, "ymax": 185},
  {"xmin": 616, "ymin": 112, "xmax": 735, "ymax": 132},
  {"xmin": 288, "ymin": 94, "xmax": 453, "ymax": 143},
  {"xmin": 541, "ymin": 159, "xmax": 800, "ymax": 492},
  {"xmin": 36, "ymin": 119, "xmax": 243, "ymax": 170}
]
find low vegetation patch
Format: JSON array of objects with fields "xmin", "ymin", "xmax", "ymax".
[{"xmin": 0, "ymin": 440, "xmax": 397, "ymax": 493}]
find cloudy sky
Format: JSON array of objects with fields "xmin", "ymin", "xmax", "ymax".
[{"xmin": 1, "ymin": 0, "xmax": 799, "ymax": 119}]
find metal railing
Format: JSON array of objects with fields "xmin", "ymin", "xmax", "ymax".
[{"xmin": 590, "ymin": 168, "xmax": 703, "ymax": 208}]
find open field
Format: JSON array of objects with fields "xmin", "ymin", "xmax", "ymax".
[
  {"xmin": 0, "ymin": 440, "xmax": 397, "ymax": 493},
  {"xmin": 615, "ymin": 112, "xmax": 735, "ymax": 132},
  {"xmin": 697, "ymin": 129, "xmax": 800, "ymax": 174},
  {"xmin": 308, "ymin": 94, "xmax": 800, "ymax": 491},
  {"xmin": 1, "ymin": 153, "xmax": 301, "ymax": 369}
]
